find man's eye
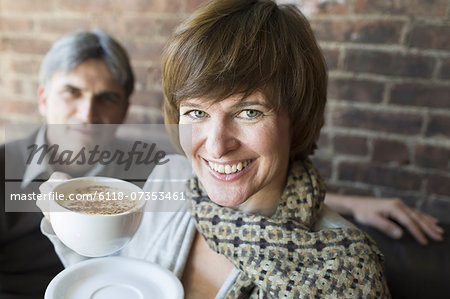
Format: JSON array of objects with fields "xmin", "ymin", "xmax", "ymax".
[
  {"xmin": 63, "ymin": 87, "xmax": 81, "ymax": 97},
  {"xmin": 187, "ymin": 110, "xmax": 207, "ymax": 119},
  {"xmin": 98, "ymin": 96, "xmax": 121, "ymax": 104},
  {"xmin": 238, "ymin": 109, "xmax": 262, "ymax": 119}
]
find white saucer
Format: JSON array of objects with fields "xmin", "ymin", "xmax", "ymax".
[{"xmin": 45, "ymin": 257, "xmax": 184, "ymax": 299}]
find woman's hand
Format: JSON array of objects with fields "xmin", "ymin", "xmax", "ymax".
[
  {"xmin": 37, "ymin": 172, "xmax": 72, "ymax": 221},
  {"xmin": 325, "ymin": 193, "xmax": 444, "ymax": 245}
]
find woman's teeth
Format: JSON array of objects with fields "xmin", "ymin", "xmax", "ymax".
[{"xmin": 208, "ymin": 160, "xmax": 252, "ymax": 174}]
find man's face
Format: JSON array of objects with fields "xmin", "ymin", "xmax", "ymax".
[
  {"xmin": 38, "ymin": 59, "xmax": 129, "ymax": 147},
  {"xmin": 38, "ymin": 59, "xmax": 128, "ymax": 125}
]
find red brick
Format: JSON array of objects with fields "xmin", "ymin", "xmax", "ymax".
[
  {"xmin": 344, "ymin": 49, "xmax": 436, "ymax": 78},
  {"xmin": 1, "ymin": 99, "xmax": 38, "ymax": 115},
  {"xmin": 130, "ymin": 90, "xmax": 164, "ymax": 109},
  {"xmin": 186, "ymin": 0, "xmax": 209, "ymax": 12},
  {"xmin": 126, "ymin": 39, "xmax": 166, "ymax": 62},
  {"xmin": 159, "ymin": 18, "xmax": 183, "ymax": 36},
  {"xmin": 420, "ymin": 197, "xmax": 450, "ymax": 222},
  {"xmin": 390, "ymin": 83, "xmax": 449, "ymax": 109},
  {"xmin": 3, "ymin": 37, "xmax": 52, "ymax": 55},
  {"xmin": 438, "ymin": 57, "xmax": 450, "ymax": 80},
  {"xmin": 323, "ymin": 182, "xmax": 340, "ymax": 194},
  {"xmin": 132, "ymin": 66, "xmax": 149, "ymax": 88},
  {"xmin": 334, "ymin": 135, "xmax": 368, "ymax": 156},
  {"xmin": 57, "ymin": 0, "xmax": 116, "ymax": 12},
  {"xmin": 6, "ymin": 58, "xmax": 40, "ymax": 75},
  {"xmin": 116, "ymin": 0, "xmax": 184, "ymax": 13},
  {"xmin": 0, "ymin": 17, "xmax": 34, "ymax": 32},
  {"xmin": 3, "ymin": 78, "xmax": 39, "ymax": 98},
  {"xmin": 291, "ymin": 0, "xmax": 350, "ymax": 15},
  {"xmin": 312, "ymin": 20, "xmax": 403, "ymax": 44},
  {"xmin": 333, "ymin": 186, "xmax": 374, "ymax": 197},
  {"xmin": 3, "ymin": 77, "xmax": 39, "ymax": 97},
  {"xmin": 90, "ymin": 17, "xmax": 125, "ymax": 36},
  {"xmin": 426, "ymin": 114, "xmax": 450, "ymax": 138},
  {"xmin": 354, "ymin": 0, "xmax": 447, "ymax": 18},
  {"xmin": 124, "ymin": 17, "xmax": 181, "ymax": 38},
  {"xmin": 414, "ymin": 144, "xmax": 450, "ymax": 170},
  {"xmin": 328, "ymin": 78, "xmax": 383, "ymax": 103},
  {"xmin": 338, "ymin": 161, "xmax": 422, "ymax": 190},
  {"xmin": 333, "ymin": 106, "xmax": 423, "ymax": 135},
  {"xmin": 3, "ymin": 78, "xmax": 23, "ymax": 94},
  {"xmin": 124, "ymin": 110, "xmax": 164, "ymax": 125},
  {"xmin": 317, "ymin": 132, "xmax": 329, "ymax": 150},
  {"xmin": 133, "ymin": 64, "xmax": 161, "ymax": 89},
  {"xmin": 39, "ymin": 18, "xmax": 90, "ymax": 35},
  {"xmin": 407, "ymin": 24, "xmax": 450, "ymax": 50},
  {"xmin": 146, "ymin": 66, "xmax": 162, "ymax": 87},
  {"xmin": 372, "ymin": 139, "xmax": 409, "ymax": 164},
  {"xmin": 310, "ymin": 157, "xmax": 332, "ymax": 180},
  {"xmin": 323, "ymin": 104, "xmax": 332, "ymax": 125},
  {"xmin": 1, "ymin": 0, "xmax": 54, "ymax": 11},
  {"xmin": 427, "ymin": 174, "xmax": 450, "ymax": 196},
  {"xmin": 123, "ymin": 18, "xmax": 159, "ymax": 37},
  {"xmin": 322, "ymin": 48, "xmax": 339, "ymax": 70},
  {"xmin": 311, "ymin": 0, "xmax": 349, "ymax": 14}
]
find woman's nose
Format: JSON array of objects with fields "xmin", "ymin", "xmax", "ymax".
[{"xmin": 204, "ymin": 119, "xmax": 239, "ymax": 158}]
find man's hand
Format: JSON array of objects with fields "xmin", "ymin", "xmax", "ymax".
[
  {"xmin": 325, "ymin": 193, "xmax": 444, "ymax": 245},
  {"xmin": 37, "ymin": 172, "xmax": 72, "ymax": 221}
]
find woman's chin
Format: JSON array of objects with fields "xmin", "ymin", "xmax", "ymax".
[{"xmin": 206, "ymin": 190, "xmax": 248, "ymax": 208}]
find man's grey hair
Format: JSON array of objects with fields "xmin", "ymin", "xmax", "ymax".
[{"xmin": 39, "ymin": 30, "xmax": 134, "ymax": 100}]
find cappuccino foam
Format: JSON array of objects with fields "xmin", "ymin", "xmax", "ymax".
[{"xmin": 57, "ymin": 185, "xmax": 137, "ymax": 215}]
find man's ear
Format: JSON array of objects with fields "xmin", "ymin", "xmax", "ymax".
[{"xmin": 38, "ymin": 86, "xmax": 48, "ymax": 117}]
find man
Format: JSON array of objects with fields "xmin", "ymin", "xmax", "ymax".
[{"xmin": 0, "ymin": 30, "xmax": 157, "ymax": 298}]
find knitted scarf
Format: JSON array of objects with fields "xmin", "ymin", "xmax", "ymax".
[{"xmin": 186, "ymin": 159, "xmax": 390, "ymax": 298}]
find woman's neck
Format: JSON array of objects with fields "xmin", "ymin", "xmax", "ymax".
[{"xmin": 236, "ymin": 187, "xmax": 283, "ymax": 217}]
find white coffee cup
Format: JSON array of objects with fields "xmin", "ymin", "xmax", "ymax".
[{"xmin": 48, "ymin": 177, "xmax": 146, "ymax": 257}]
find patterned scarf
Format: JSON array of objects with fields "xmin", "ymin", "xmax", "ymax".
[{"xmin": 186, "ymin": 159, "xmax": 390, "ymax": 298}]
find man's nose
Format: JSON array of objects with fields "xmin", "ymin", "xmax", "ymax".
[
  {"xmin": 77, "ymin": 96, "xmax": 96, "ymax": 124},
  {"xmin": 204, "ymin": 119, "xmax": 239, "ymax": 159}
]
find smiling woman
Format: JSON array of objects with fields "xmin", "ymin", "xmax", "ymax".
[{"xmin": 161, "ymin": 0, "xmax": 390, "ymax": 297}]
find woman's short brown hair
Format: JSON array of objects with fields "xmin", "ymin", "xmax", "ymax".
[{"xmin": 162, "ymin": 0, "xmax": 327, "ymax": 160}]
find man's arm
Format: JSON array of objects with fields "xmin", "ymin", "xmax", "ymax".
[{"xmin": 325, "ymin": 193, "xmax": 444, "ymax": 245}]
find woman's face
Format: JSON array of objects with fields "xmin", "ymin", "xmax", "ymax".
[{"xmin": 179, "ymin": 92, "xmax": 291, "ymax": 215}]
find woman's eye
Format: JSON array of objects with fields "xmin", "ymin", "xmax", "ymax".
[
  {"xmin": 187, "ymin": 110, "xmax": 207, "ymax": 119},
  {"xmin": 238, "ymin": 109, "xmax": 262, "ymax": 119}
]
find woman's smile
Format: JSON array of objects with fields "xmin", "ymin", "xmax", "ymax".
[{"xmin": 204, "ymin": 158, "xmax": 255, "ymax": 181}]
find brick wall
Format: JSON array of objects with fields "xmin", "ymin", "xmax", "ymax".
[
  {"xmin": 1, "ymin": 0, "xmax": 449, "ymax": 219},
  {"xmin": 303, "ymin": 0, "xmax": 450, "ymax": 221}
]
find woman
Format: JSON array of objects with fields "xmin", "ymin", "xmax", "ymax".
[
  {"xmin": 40, "ymin": 0, "xmax": 390, "ymax": 297},
  {"xmin": 162, "ymin": 0, "xmax": 388, "ymax": 297}
]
